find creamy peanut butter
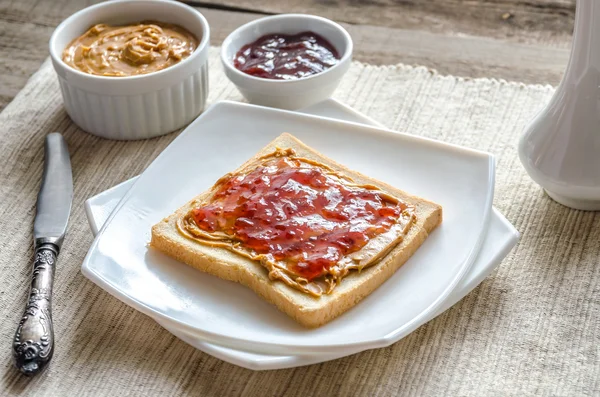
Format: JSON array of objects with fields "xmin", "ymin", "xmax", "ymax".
[
  {"xmin": 177, "ymin": 148, "xmax": 416, "ymax": 297},
  {"xmin": 62, "ymin": 22, "xmax": 198, "ymax": 76}
]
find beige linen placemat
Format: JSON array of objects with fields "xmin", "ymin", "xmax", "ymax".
[{"xmin": 0, "ymin": 48, "xmax": 598, "ymax": 396}]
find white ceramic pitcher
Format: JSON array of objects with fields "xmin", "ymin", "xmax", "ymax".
[{"xmin": 519, "ymin": 0, "xmax": 600, "ymax": 210}]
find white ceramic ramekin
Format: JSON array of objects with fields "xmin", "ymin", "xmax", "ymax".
[
  {"xmin": 221, "ymin": 14, "xmax": 353, "ymax": 110},
  {"xmin": 49, "ymin": 0, "xmax": 210, "ymax": 140}
]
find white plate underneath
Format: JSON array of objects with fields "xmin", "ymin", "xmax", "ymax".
[
  {"xmin": 82, "ymin": 100, "xmax": 495, "ymax": 356},
  {"xmin": 85, "ymin": 99, "xmax": 517, "ymax": 370}
]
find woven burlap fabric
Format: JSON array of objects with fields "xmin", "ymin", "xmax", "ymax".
[{"xmin": 0, "ymin": 47, "xmax": 598, "ymax": 396}]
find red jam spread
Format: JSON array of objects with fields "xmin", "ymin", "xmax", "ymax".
[
  {"xmin": 181, "ymin": 149, "xmax": 415, "ymax": 296},
  {"xmin": 233, "ymin": 32, "xmax": 340, "ymax": 80}
]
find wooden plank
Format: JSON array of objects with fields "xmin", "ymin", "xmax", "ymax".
[
  {"xmin": 205, "ymin": 7, "xmax": 570, "ymax": 83},
  {"xmin": 0, "ymin": 18, "xmax": 55, "ymax": 110},
  {"xmin": 0, "ymin": 0, "xmax": 571, "ymax": 112},
  {"xmin": 0, "ymin": 0, "xmax": 573, "ymax": 42},
  {"xmin": 0, "ymin": 0, "xmax": 99, "ymax": 26},
  {"xmin": 343, "ymin": 23, "xmax": 569, "ymax": 83},
  {"xmin": 187, "ymin": 0, "xmax": 575, "ymax": 47}
]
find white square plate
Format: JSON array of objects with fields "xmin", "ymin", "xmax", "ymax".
[
  {"xmin": 86, "ymin": 181, "xmax": 516, "ymax": 371},
  {"xmin": 82, "ymin": 100, "xmax": 495, "ymax": 355},
  {"xmin": 85, "ymin": 99, "xmax": 516, "ymax": 369}
]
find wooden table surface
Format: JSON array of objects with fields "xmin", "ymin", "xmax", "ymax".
[
  {"xmin": 0, "ymin": 0, "xmax": 575, "ymax": 113},
  {"xmin": 0, "ymin": 1, "xmax": 585, "ymax": 394}
]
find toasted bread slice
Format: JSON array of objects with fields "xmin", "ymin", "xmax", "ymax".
[{"xmin": 151, "ymin": 133, "xmax": 442, "ymax": 328}]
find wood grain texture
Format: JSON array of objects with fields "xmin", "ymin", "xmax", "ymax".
[
  {"xmin": 189, "ymin": 0, "xmax": 576, "ymax": 45},
  {"xmin": 0, "ymin": 0, "xmax": 575, "ymax": 112}
]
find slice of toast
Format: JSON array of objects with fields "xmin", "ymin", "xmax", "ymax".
[{"xmin": 151, "ymin": 133, "xmax": 442, "ymax": 328}]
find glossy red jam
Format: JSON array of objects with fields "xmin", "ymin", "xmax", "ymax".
[
  {"xmin": 233, "ymin": 31, "xmax": 340, "ymax": 80},
  {"xmin": 191, "ymin": 157, "xmax": 406, "ymax": 281}
]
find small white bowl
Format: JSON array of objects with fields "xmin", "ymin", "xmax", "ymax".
[
  {"xmin": 221, "ymin": 14, "xmax": 353, "ymax": 110},
  {"xmin": 49, "ymin": 0, "xmax": 210, "ymax": 140}
]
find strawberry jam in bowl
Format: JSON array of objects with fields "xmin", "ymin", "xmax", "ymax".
[
  {"xmin": 221, "ymin": 14, "xmax": 353, "ymax": 110},
  {"xmin": 234, "ymin": 31, "xmax": 340, "ymax": 80}
]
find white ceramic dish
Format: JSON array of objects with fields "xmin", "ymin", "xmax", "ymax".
[
  {"xmin": 221, "ymin": 14, "xmax": 352, "ymax": 110},
  {"xmin": 84, "ymin": 98, "xmax": 518, "ymax": 370},
  {"xmin": 81, "ymin": 100, "xmax": 494, "ymax": 356},
  {"xmin": 49, "ymin": 0, "xmax": 210, "ymax": 140}
]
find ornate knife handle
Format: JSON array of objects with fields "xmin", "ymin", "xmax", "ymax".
[{"xmin": 13, "ymin": 242, "xmax": 57, "ymax": 376}]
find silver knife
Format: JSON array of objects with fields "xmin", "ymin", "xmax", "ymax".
[{"xmin": 13, "ymin": 133, "xmax": 73, "ymax": 376}]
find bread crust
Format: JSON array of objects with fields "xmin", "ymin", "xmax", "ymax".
[{"xmin": 151, "ymin": 133, "xmax": 442, "ymax": 328}]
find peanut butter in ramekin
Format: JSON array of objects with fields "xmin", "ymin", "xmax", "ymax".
[{"xmin": 62, "ymin": 21, "xmax": 198, "ymax": 77}]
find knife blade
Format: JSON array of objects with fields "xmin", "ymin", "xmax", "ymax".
[
  {"xmin": 13, "ymin": 133, "xmax": 73, "ymax": 376},
  {"xmin": 33, "ymin": 133, "xmax": 73, "ymax": 246}
]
